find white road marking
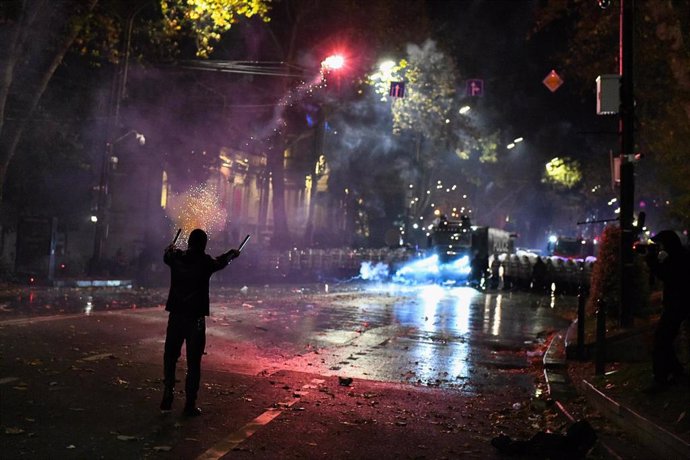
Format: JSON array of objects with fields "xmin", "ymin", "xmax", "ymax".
[
  {"xmin": 0, "ymin": 308, "xmax": 164, "ymax": 327},
  {"xmin": 196, "ymin": 380, "xmax": 320, "ymax": 460}
]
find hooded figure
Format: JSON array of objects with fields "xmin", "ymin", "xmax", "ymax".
[
  {"xmin": 160, "ymin": 229, "xmax": 241, "ymax": 415},
  {"xmin": 647, "ymin": 230, "xmax": 690, "ymax": 387}
]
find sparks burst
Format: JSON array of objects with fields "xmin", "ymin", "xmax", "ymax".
[{"xmin": 167, "ymin": 184, "xmax": 228, "ymax": 244}]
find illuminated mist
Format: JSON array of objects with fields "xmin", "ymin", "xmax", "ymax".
[{"xmin": 357, "ymin": 254, "xmax": 472, "ymax": 286}]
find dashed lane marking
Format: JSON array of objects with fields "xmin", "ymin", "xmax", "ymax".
[
  {"xmin": 196, "ymin": 380, "xmax": 320, "ymax": 460},
  {"xmin": 0, "ymin": 308, "xmax": 162, "ymax": 327},
  {"xmin": 0, "ymin": 313, "xmax": 88, "ymax": 326}
]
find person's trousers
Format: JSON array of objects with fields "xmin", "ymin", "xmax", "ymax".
[
  {"xmin": 163, "ymin": 313, "xmax": 206, "ymax": 403},
  {"xmin": 652, "ymin": 307, "xmax": 686, "ymax": 382}
]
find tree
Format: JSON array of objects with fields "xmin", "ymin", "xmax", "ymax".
[
  {"xmin": 367, "ymin": 40, "xmax": 495, "ymax": 238},
  {"xmin": 543, "ymin": 156, "xmax": 582, "ymax": 189},
  {"xmin": 161, "ymin": 0, "xmax": 270, "ymax": 57},
  {"xmin": 587, "ymin": 224, "xmax": 650, "ymax": 320},
  {"xmin": 0, "ymin": 0, "xmax": 270, "ymax": 207},
  {"xmin": 0, "ymin": 0, "xmax": 99, "ymax": 206},
  {"xmin": 229, "ymin": 0, "xmax": 430, "ymax": 247}
]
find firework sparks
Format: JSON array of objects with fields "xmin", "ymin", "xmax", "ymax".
[{"xmin": 167, "ymin": 183, "xmax": 227, "ymax": 244}]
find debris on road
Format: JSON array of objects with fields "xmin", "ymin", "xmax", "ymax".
[{"xmin": 491, "ymin": 419, "xmax": 596, "ymax": 458}]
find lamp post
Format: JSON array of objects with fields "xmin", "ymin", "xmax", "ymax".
[
  {"xmin": 304, "ymin": 54, "xmax": 345, "ymax": 246},
  {"xmin": 89, "ymin": 4, "xmax": 149, "ymax": 274},
  {"xmin": 90, "ymin": 130, "xmax": 145, "ymax": 274},
  {"xmin": 619, "ymin": 0, "xmax": 635, "ymax": 327}
]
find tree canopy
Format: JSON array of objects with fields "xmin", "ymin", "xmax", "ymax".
[
  {"xmin": 161, "ymin": 0, "xmax": 271, "ymax": 57},
  {"xmin": 0, "ymin": 0, "xmax": 273, "ymax": 209}
]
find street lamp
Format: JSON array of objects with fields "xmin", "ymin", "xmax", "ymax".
[
  {"xmin": 116, "ymin": 130, "xmax": 146, "ymax": 146},
  {"xmin": 304, "ymin": 54, "xmax": 347, "ymax": 245},
  {"xmin": 90, "ymin": 129, "xmax": 145, "ymax": 274},
  {"xmin": 617, "ymin": 0, "xmax": 635, "ymax": 327},
  {"xmin": 89, "ymin": 4, "xmax": 149, "ymax": 275}
]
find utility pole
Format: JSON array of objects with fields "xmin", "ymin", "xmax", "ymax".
[
  {"xmin": 619, "ymin": 0, "xmax": 635, "ymax": 327},
  {"xmin": 89, "ymin": 4, "xmax": 147, "ymax": 274}
]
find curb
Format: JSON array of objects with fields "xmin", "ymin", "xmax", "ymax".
[
  {"xmin": 544, "ymin": 325, "xmax": 690, "ymax": 459},
  {"xmin": 580, "ymin": 379, "xmax": 690, "ymax": 459},
  {"xmin": 543, "ymin": 330, "xmax": 576, "ymax": 400}
]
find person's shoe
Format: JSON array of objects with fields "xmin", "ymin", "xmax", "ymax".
[
  {"xmin": 160, "ymin": 387, "xmax": 174, "ymax": 412},
  {"xmin": 183, "ymin": 404, "xmax": 202, "ymax": 417}
]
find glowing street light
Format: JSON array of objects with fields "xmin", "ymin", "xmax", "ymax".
[
  {"xmin": 379, "ymin": 60, "xmax": 395, "ymax": 72},
  {"xmin": 459, "ymin": 105, "xmax": 471, "ymax": 114}
]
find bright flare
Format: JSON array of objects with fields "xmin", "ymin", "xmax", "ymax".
[{"xmin": 322, "ymin": 54, "xmax": 345, "ymax": 71}]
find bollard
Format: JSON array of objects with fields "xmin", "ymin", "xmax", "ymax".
[
  {"xmin": 595, "ymin": 298, "xmax": 607, "ymax": 375},
  {"xmin": 577, "ymin": 285, "xmax": 586, "ymax": 360}
]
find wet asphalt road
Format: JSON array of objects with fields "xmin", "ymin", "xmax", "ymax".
[
  {"xmin": 0, "ymin": 282, "xmax": 576, "ymax": 391},
  {"xmin": 0, "ymin": 281, "xmax": 579, "ymax": 458}
]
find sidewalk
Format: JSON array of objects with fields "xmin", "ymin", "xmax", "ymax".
[{"xmin": 544, "ymin": 314, "xmax": 690, "ymax": 459}]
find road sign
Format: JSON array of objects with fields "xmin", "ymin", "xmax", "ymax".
[
  {"xmin": 543, "ymin": 70, "xmax": 564, "ymax": 92},
  {"xmin": 389, "ymin": 81, "xmax": 405, "ymax": 98},
  {"xmin": 466, "ymin": 79, "xmax": 484, "ymax": 97}
]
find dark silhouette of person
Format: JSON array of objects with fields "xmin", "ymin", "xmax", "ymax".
[
  {"xmin": 531, "ymin": 256, "xmax": 547, "ymax": 292},
  {"xmin": 645, "ymin": 230, "xmax": 690, "ymax": 389},
  {"xmin": 469, "ymin": 252, "xmax": 489, "ymax": 288},
  {"xmin": 160, "ymin": 229, "xmax": 240, "ymax": 415},
  {"xmin": 111, "ymin": 247, "xmax": 128, "ymax": 277}
]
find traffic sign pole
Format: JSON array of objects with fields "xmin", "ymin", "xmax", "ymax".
[{"xmin": 619, "ymin": 0, "xmax": 635, "ymax": 327}]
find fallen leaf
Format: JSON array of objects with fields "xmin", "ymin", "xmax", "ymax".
[
  {"xmin": 82, "ymin": 353, "xmax": 116, "ymax": 362},
  {"xmin": 117, "ymin": 435, "xmax": 139, "ymax": 441}
]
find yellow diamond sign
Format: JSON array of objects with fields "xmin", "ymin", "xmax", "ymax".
[{"xmin": 543, "ymin": 70, "xmax": 564, "ymax": 92}]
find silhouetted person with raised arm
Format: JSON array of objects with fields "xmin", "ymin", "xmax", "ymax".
[{"xmin": 160, "ymin": 229, "xmax": 240, "ymax": 416}]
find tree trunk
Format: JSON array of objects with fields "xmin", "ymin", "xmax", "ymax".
[
  {"xmin": 264, "ymin": 3, "xmax": 313, "ymax": 249},
  {"xmin": 0, "ymin": 0, "xmax": 99, "ymax": 202},
  {"xmin": 268, "ymin": 140, "xmax": 290, "ymax": 248}
]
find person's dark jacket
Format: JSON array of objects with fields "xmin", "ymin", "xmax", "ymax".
[
  {"xmin": 164, "ymin": 248, "xmax": 230, "ymax": 318},
  {"xmin": 648, "ymin": 230, "xmax": 690, "ymax": 312}
]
